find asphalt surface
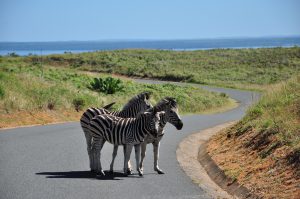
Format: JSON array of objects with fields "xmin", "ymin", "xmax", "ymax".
[{"xmin": 0, "ymin": 80, "xmax": 260, "ymax": 199}]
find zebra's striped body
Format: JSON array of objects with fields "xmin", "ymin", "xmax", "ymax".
[
  {"xmin": 80, "ymin": 92, "xmax": 152, "ymax": 172},
  {"xmin": 88, "ymin": 109, "xmax": 164, "ymax": 176},
  {"xmin": 80, "ymin": 92, "xmax": 152, "ymax": 130},
  {"xmin": 110, "ymin": 97, "xmax": 183, "ymax": 175}
]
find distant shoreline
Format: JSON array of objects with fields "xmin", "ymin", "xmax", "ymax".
[{"xmin": 1, "ymin": 37, "xmax": 300, "ymax": 56}]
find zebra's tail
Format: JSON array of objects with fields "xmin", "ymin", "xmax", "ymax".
[{"xmin": 102, "ymin": 102, "xmax": 116, "ymax": 110}]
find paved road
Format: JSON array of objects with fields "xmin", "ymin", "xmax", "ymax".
[{"xmin": 0, "ymin": 81, "xmax": 259, "ymax": 199}]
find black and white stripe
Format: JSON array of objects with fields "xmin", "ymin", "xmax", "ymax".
[
  {"xmin": 80, "ymin": 92, "xmax": 152, "ymax": 172},
  {"xmin": 110, "ymin": 97, "xmax": 183, "ymax": 175},
  {"xmin": 80, "ymin": 92, "xmax": 152, "ymax": 129},
  {"xmin": 140, "ymin": 97, "xmax": 183, "ymax": 174},
  {"xmin": 88, "ymin": 108, "xmax": 164, "ymax": 176}
]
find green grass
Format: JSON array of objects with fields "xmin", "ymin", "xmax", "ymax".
[
  {"xmin": 234, "ymin": 75, "xmax": 300, "ymax": 153},
  {"xmin": 0, "ymin": 64, "xmax": 232, "ymax": 115},
  {"xmin": 6, "ymin": 47, "xmax": 298, "ymax": 90}
]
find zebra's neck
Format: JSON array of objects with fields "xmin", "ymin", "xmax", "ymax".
[
  {"xmin": 130, "ymin": 115, "xmax": 152, "ymax": 143},
  {"xmin": 159, "ymin": 114, "xmax": 167, "ymax": 128},
  {"xmin": 118, "ymin": 102, "xmax": 140, "ymax": 118}
]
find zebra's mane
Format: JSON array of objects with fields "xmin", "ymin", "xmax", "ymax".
[
  {"xmin": 121, "ymin": 92, "xmax": 150, "ymax": 111},
  {"xmin": 155, "ymin": 97, "xmax": 178, "ymax": 110}
]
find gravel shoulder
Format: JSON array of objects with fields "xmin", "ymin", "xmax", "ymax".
[{"xmin": 177, "ymin": 122, "xmax": 237, "ymax": 199}]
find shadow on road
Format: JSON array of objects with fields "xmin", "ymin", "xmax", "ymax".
[{"xmin": 35, "ymin": 170, "xmax": 137, "ymax": 180}]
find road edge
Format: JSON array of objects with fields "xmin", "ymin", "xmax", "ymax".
[{"xmin": 176, "ymin": 122, "xmax": 258, "ymax": 199}]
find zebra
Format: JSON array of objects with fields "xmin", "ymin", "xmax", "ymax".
[
  {"xmin": 139, "ymin": 97, "xmax": 183, "ymax": 175},
  {"xmin": 80, "ymin": 92, "xmax": 152, "ymax": 172},
  {"xmin": 110, "ymin": 97, "xmax": 183, "ymax": 176},
  {"xmin": 88, "ymin": 107, "xmax": 165, "ymax": 176}
]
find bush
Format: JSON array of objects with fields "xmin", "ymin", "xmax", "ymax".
[
  {"xmin": 47, "ymin": 98, "xmax": 57, "ymax": 110},
  {"xmin": 220, "ymin": 92, "xmax": 228, "ymax": 98},
  {"xmin": 89, "ymin": 77, "xmax": 124, "ymax": 94},
  {"xmin": 8, "ymin": 52, "xmax": 19, "ymax": 57},
  {"xmin": 0, "ymin": 86, "xmax": 4, "ymax": 99},
  {"xmin": 72, "ymin": 97, "xmax": 85, "ymax": 112}
]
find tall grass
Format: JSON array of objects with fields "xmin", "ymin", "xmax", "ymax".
[
  {"xmin": 16, "ymin": 47, "xmax": 300, "ymax": 89},
  {"xmin": 235, "ymin": 75, "xmax": 300, "ymax": 152},
  {"xmin": 0, "ymin": 64, "xmax": 231, "ymax": 115}
]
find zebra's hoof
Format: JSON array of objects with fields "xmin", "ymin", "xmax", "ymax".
[
  {"xmin": 109, "ymin": 170, "xmax": 114, "ymax": 175},
  {"xmin": 126, "ymin": 169, "xmax": 133, "ymax": 175},
  {"xmin": 155, "ymin": 169, "xmax": 165, "ymax": 174},
  {"xmin": 96, "ymin": 170, "xmax": 105, "ymax": 176},
  {"xmin": 138, "ymin": 171, "xmax": 143, "ymax": 177},
  {"xmin": 123, "ymin": 172, "xmax": 128, "ymax": 177},
  {"xmin": 91, "ymin": 169, "xmax": 97, "ymax": 173}
]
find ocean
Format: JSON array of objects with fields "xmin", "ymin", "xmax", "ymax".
[{"xmin": 0, "ymin": 37, "xmax": 300, "ymax": 56}]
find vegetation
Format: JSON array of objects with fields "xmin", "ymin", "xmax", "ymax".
[
  {"xmin": 14, "ymin": 47, "xmax": 300, "ymax": 90},
  {"xmin": 72, "ymin": 97, "xmax": 86, "ymax": 112},
  {"xmin": 89, "ymin": 77, "xmax": 124, "ymax": 94},
  {"xmin": 208, "ymin": 75, "xmax": 300, "ymax": 198},
  {"xmin": 0, "ymin": 63, "xmax": 233, "ymax": 128},
  {"xmin": 239, "ymin": 75, "xmax": 300, "ymax": 150}
]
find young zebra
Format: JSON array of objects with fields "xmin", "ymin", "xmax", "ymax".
[
  {"xmin": 88, "ymin": 108, "xmax": 165, "ymax": 176},
  {"xmin": 80, "ymin": 92, "xmax": 152, "ymax": 172},
  {"xmin": 139, "ymin": 97, "xmax": 183, "ymax": 175},
  {"xmin": 110, "ymin": 97, "xmax": 183, "ymax": 176}
]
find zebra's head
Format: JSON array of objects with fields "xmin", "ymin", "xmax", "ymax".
[
  {"xmin": 155, "ymin": 97, "xmax": 183, "ymax": 130},
  {"xmin": 141, "ymin": 107, "xmax": 165, "ymax": 137},
  {"xmin": 139, "ymin": 91, "xmax": 153, "ymax": 110},
  {"xmin": 121, "ymin": 92, "xmax": 153, "ymax": 117}
]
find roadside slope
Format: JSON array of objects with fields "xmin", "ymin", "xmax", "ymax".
[{"xmin": 207, "ymin": 75, "xmax": 300, "ymax": 198}]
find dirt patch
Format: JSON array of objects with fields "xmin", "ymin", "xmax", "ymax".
[
  {"xmin": 0, "ymin": 110, "xmax": 82, "ymax": 129},
  {"xmin": 176, "ymin": 122, "xmax": 237, "ymax": 199},
  {"xmin": 207, "ymin": 125, "xmax": 300, "ymax": 199}
]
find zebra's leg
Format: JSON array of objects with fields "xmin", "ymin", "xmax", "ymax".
[
  {"xmin": 83, "ymin": 128, "xmax": 93, "ymax": 172},
  {"xmin": 123, "ymin": 144, "xmax": 133, "ymax": 177},
  {"xmin": 153, "ymin": 141, "xmax": 164, "ymax": 174},
  {"xmin": 92, "ymin": 137, "xmax": 106, "ymax": 176},
  {"xmin": 109, "ymin": 145, "xmax": 118, "ymax": 174},
  {"xmin": 134, "ymin": 144, "xmax": 143, "ymax": 176},
  {"xmin": 123, "ymin": 145, "xmax": 133, "ymax": 175},
  {"xmin": 139, "ymin": 141, "xmax": 147, "ymax": 172}
]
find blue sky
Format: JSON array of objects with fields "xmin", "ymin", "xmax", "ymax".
[{"xmin": 1, "ymin": 0, "xmax": 299, "ymax": 42}]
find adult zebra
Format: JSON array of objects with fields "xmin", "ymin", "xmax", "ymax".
[
  {"xmin": 80, "ymin": 92, "xmax": 152, "ymax": 172},
  {"xmin": 110, "ymin": 97, "xmax": 183, "ymax": 176},
  {"xmin": 88, "ymin": 108, "xmax": 165, "ymax": 176}
]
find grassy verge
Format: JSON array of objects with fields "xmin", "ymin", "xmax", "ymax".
[
  {"xmin": 7, "ymin": 47, "xmax": 299, "ymax": 90},
  {"xmin": 0, "ymin": 64, "xmax": 232, "ymax": 128},
  {"xmin": 207, "ymin": 75, "xmax": 300, "ymax": 198}
]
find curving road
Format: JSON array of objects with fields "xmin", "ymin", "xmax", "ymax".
[{"xmin": 0, "ymin": 80, "xmax": 259, "ymax": 199}]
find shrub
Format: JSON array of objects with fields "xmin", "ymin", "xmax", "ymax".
[
  {"xmin": 72, "ymin": 97, "xmax": 85, "ymax": 112},
  {"xmin": 8, "ymin": 52, "xmax": 19, "ymax": 57},
  {"xmin": 0, "ymin": 86, "xmax": 4, "ymax": 99},
  {"xmin": 47, "ymin": 98, "xmax": 57, "ymax": 110},
  {"xmin": 248, "ymin": 106, "xmax": 263, "ymax": 118},
  {"xmin": 89, "ymin": 77, "xmax": 124, "ymax": 94},
  {"xmin": 220, "ymin": 92, "xmax": 228, "ymax": 98}
]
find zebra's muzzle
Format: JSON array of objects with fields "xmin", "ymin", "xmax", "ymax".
[{"xmin": 175, "ymin": 120, "xmax": 183, "ymax": 130}]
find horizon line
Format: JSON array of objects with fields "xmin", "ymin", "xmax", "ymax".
[{"xmin": 1, "ymin": 35, "xmax": 300, "ymax": 43}]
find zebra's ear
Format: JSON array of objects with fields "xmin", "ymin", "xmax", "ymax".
[
  {"xmin": 163, "ymin": 100, "xmax": 172, "ymax": 107},
  {"xmin": 163, "ymin": 98, "xmax": 169, "ymax": 103},
  {"xmin": 165, "ymin": 97, "xmax": 177, "ymax": 107},
  {"xmin": 152, "ymin": 106, "xmax": 158, "ymax": 114},
  {"xmin": 144, "ymin": 91, "xmax": 151, "ymax": 100}
]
